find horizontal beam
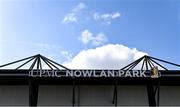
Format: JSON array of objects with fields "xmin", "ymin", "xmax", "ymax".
[{"xmin": 0, "ymin": 70, "xmax": 180, "ymax": 78}]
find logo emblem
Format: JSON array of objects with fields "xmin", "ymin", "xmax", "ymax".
[{"xmin": 151, "ymin": 66, "xmax": 159, "ymax": 78}]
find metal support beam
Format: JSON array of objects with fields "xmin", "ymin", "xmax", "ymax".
[
  {"xmin": 41, "ymin": 56, "xmax": 53, "ymax": 69},
  {"xmin": 126, "ymin": 57, "xmax": 144, "ymax": 70},
  {"xmin": 149, "ymin": 59, "xmax": 168, "ymax": 71},
  {"xmin": 141, "ymin": 58, "xmax": 146, "ymax": 70},
  {"xmin": 147, "ymin": 83, "xmax": 156, "ymax": 106},
  {"xmin": 29, "ymin": 57, "xmax": 38, "ymax": 70},
  {"xmin": 149, "ymin": 56, "xmax": 180, "ymax": 67},
  {"xmin": 77, "ymin": 78, "xmax": 80, "ymax": 106},
  {"xmin": 156, "ymin": 79, "xmax": 160, "ymax": 106},
  {"xmin": 72, "ymin": 78, "xmax": 75, "ymax": 107},
  {"xmin": 113, "ymin": 78, "xmax": 118, "ymax": 107},
  {"xmin": 29, "ymin": 78, "xmax": 39, "ymax": 107},
  {"xmin": 16, "ymin": 57, "xmax": 35, "ymax": 70},
  {"xmin": 152, "ymin": 79, "xmax": 160, "ymax": 107},
  {"xmin": 41, "ymin": 55, "xmax": 71, "ymax": 70},
  {"xmin": 121, "ymin": 56, "xmax": 144, "ymax": 70},
  {"xmin": 0, "ymin": 55, "xmax": 37, "ymax": 68}
]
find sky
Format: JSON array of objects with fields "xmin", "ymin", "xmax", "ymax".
[{"xmin": 0, "ymin": 0, "xmax": 180, "ymax": 69}]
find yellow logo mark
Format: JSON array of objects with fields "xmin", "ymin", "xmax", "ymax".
[{"xmin": 151, "ymin": 66, "xmax": 159, "ymax": 78}]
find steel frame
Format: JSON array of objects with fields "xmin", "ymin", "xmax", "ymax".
[
  {"xmin": 0, "ymin": 54, "xmax": 180, "ymax": 107},
  {"xmin": 29, "ymin": 78, "xmax": 39, "ymax": 106}
]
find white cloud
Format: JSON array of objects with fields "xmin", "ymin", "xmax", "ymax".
[
  {"xmin": 63, "ymin": 44, "xmax": 147, "ymax": 69},
  {"xmin": 112, "ymin": 12, "xmax": 121, "ymax": 19},
  {"xmin": 72, "ymin": 2, "xmax": 86, "ymax": 12},
  {"xmin": 62, "ymin": 13, "xmax": 77, "ymax": 24},
  {"xmin": 79, "ymin": 29, "xmax": 93, "ymax": 44},
  {"xmin": 93, "ymin": 12, "xmax": 121, "ymax": 24},
  {"xmin": 92, "ymin": 33, "xmax": 107, "ymax": 46},
  {"xmin": 79, "ymin": 29, "xmax": 107, "ymax": 46},
  {"xmin": 62, "ymin": 3, "xmax": 121, "ymax": 25},
  {"xmin": 61, "ymin": 50, "xmax": 73, "ymax": 61},
  {"xmin": 62, "ymin": 3, "xmax": 86, "ymax": 24}
]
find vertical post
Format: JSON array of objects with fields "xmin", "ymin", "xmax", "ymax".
[
  {"xmin": 113, "ymin": 78, "xmax": 118, "ymax": 107},
  {"xmin": 29, "ymin": 78, "xmax": 39, "ymax": 107},
  {"xmin": 157, "ymin": 79, "xmax": 160, "ymax": 106},
  {"xmin": 114, "ymin": 84, "xmax": 117, "ymax": 107},
  {"xmin": 77, "ymin": 78, "xmax": 80, "ymax": 106},
  {"xmin": 72, "ymin": 77, "xmax": 75, "ymax": 107},
  {"xmin": 147, "ymin": 83, "xmax": 156, "ymax": 106}
]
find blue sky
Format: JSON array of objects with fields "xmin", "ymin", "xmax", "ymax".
[{"xmin": 0, "ymin": 0, "xmax": 180, "ymax": 69}]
